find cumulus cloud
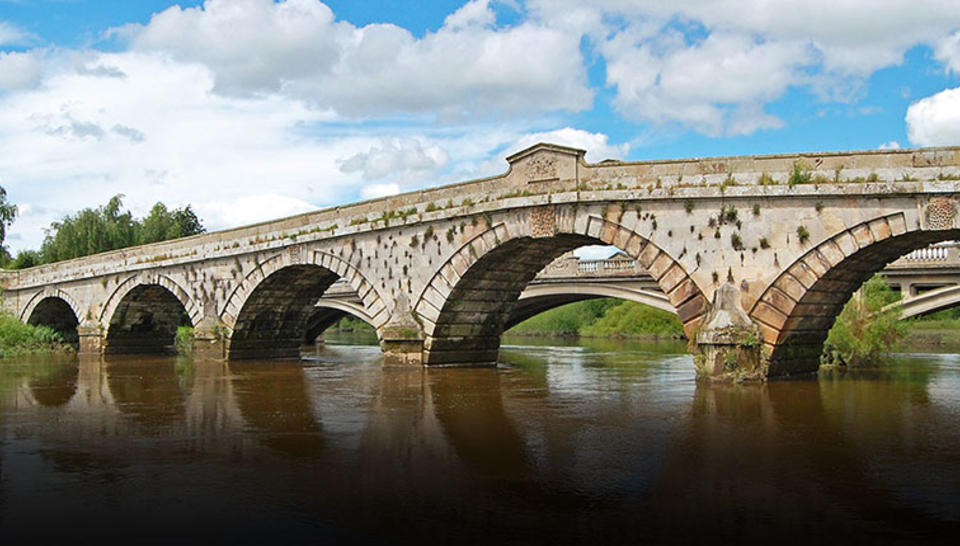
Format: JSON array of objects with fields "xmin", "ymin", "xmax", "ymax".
[
  {"xmin": 0, "ymin": 20, "xmax": 35, "ymax": 46},
  {"xmin": 339, "ymin": 138, "xmax": 449, "ymax": 181},
  {"xmin": 529, "ymin": 0, "xmax": 960, "ymax": 135},
  {"xmin": 906, "ymin": 87, "xmax": 960, "ymax": 147},
  {"xmin": 360, "ymin": 183, "xmax": 401, "ymax": 200},
  {"xmin": 0, "ymin": 50, "xmax": 44, "ymax": 90},
  {"xmin": 118, "ymin": 0, "xmax": 592, "ymax": 119},
  {"xmin": 0, "ymin": 51, "xmax": 358, "ymax": 249},
  {"xmin": 196, "ymin": 193, "xmax": 318, "ymax": 228},
  {"xmin": 508, "ymin": 127, "xmax": 629, "ymax": 162},
  {"xmin": 936, "ymin": 31, "xmax": 960, "ymax": 74}
]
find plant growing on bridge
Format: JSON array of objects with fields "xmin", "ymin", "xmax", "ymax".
[
  {"xmin": 721, "ymin": 206, "xmax": 738, "ymax": 224},
  {"xmin": 730, "ymin": 233, "xmax": 744, "ymax": 251},
  {"xmin": 757, "ymin": 172, "xmax": 776, "ymax": 186},
  {"xmin": 684, "ymin": 199, "xmax": 694, "ymax": 213},
  {"xmin": 796, "ymin": 225, "xmax": 810, "ymax": 244},
  {"xmin": 789, "ymin": 161, "xmax": 812, "ymax": 187},
  {"xmin": 821, "ymin": 274, "xmax": 906, "ymax": 367}
]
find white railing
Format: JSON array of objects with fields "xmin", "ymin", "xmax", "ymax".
[
  {"xmin": 577, "ymin": 258, "xmax": 636, "ymax": 274},
  {"xmin": 899, "ymin": 243, "xmax": 954, "ymax": 262}
]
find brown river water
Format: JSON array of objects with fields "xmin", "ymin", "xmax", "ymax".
[{"xmin": 0, "ymin": 334, "xmax": 958, "ymax": 544}]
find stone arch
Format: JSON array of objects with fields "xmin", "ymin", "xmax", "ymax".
[
  {"xmin": 414, "ymin": 207, "xmax": 706, "ymax": 365},
  {"xmin": 22, "ymin": 289, "xmax": 82, "ymax": 348},
  {"xmin": 226, "ymin": 263, "xmax": 340, "ymax": 359},
  {"xmin": 220, "ymin": 247, "xmax": 388, "ymax": 333},
  {"xmin": 20, "ymin": 287, "xmax": 81, "ymax": 323},
  {"xmin": 749, "ymin": 212, "xmax": 960, "ymax": 375},
  {"xmin": 100, "ymin": 272, "xmax": 201, "ymax": 327},
  {"xmin": 303, "ymin": 300, "xmax": 376, "ymax": 344},
  {"xmin": 103, "ymin": 281, "xmax": 195, "ymax": 355}
]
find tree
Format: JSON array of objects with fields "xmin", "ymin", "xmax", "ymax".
[
  {"xmin": 5, "ymin": 195, "xmax": 206, "ymax": 269},
  {"xmin": 821, "ymin": 274, "xmax": 907, "ymax": 367},
  {"xmin": 0, "ymin": 186, "xmax": 18, "ymax": 256},
  {"xmin": 138, "ymin": 203, "xmax": 205, "ymax": 245},
  {"xmin": 38, "ymin": 195, "xmax": 137, "ymax": 263}
]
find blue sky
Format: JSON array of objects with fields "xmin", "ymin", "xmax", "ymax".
[{"xmin": 1, "ymin": 0, "xmax": 959, "ymax": 252}]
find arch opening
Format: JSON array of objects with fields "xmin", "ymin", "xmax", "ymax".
[
  {"xmin": 424, "ymin": 234, "xmax": 598, "ymax": 365},
  {"xmin": 27, "ymin": 297, "xmax": 80, "ymax": 348},
  {"xmin": 104, "ymin": 284, "xmax": 191, "ymax": 355},
  {"xmin": 303, "ymin": 304, "xmax": 376, "ymax": 345},
  {"xmin": 228, "ymin": 264, "xmax": 341, "ymax": 360},
  {"xmin": 755, "ymin": 226, "xmax": 960, "ymax": 375}
]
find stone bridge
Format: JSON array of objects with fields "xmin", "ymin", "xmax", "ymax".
[
  {"xmin": 312, "ymin": 244, "xmax": 960, "ymax": 338},
  {"xmin": 3, "ymin": 143, "xmax": 960, "ymax": 381}
]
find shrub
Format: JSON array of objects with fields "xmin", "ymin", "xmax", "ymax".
[
  {"xmin": 821, "ymin": 275, "xmax": 906, "ymax": 367},
  {"xmin": 0, "ymin": 313, "xmax": 70, "ymax": 356}
]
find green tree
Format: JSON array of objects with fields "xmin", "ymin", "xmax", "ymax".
[
  {"xmin": 821, "ymin": 274, "xmax": 907, "ymax": 367},
  {"xmin": 5, "ymin": 195, "xmax": 205, "ymax": 269},
  {"xmin": 38, "ymin": 195, "xmax": 137, "ymax": 263},
  {"xmin": 11, "ymin": 250, "xmax": 40, "ymax": 269},
  {"xmin": 0, "ymin": 186, "xmax": 18, "ymax": 258},
  {"xmin": 138, "ymin": 203, "xmax": 205, "ymax": 244}
]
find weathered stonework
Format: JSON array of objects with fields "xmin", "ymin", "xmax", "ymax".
[{"xmin": 2, "ymin": 142, "xmax": 960, "ymax": 380}]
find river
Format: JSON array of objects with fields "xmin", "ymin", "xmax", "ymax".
[{"xmin": 0, "ymin": 335, "xmax": 958, "ymax": 544}]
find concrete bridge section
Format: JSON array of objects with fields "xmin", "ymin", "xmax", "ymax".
[{"xmin": 4, "ymin": 143, "xmax": 960, "ymax": 381}]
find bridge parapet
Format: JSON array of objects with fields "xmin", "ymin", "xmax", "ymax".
[{"xmin": 887, "ymin": 241, "xmax": 960, "ymax": 268}]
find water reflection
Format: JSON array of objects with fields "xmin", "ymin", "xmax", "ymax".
[{"xmin": 0, "ymin": 341, "xmax": 957, "ymax": 543}]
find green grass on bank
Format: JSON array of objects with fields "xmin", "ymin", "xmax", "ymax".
[
  {"xmin": 507, "ymin": 299, "xmax": 619, "ymax": 336},
  {"xmin": 507, "ymin": 299, "xmax": 684, "ymax": 338},
  {"xmin": 0, "ymin": 312, "xmax": 73, "ymax": 357},
  {"xmin": 581, "ymin": 301, "xmax": 684, "ymax": 337},
  {"xmin": 330, "ymin": 316, "xmax": 375, "ymax": 333}
]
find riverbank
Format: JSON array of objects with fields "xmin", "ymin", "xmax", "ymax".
[
  {"xmin": 900, "ymin": 319, "xmax": 960, "ymax": 351},
  {"xmin": 0, "ymin": 312, "xmax": 74, "ymax": 357}
]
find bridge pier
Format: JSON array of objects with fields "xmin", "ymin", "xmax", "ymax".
[
  {"xmin": 77, "ymin": 321, "xmax": 103, "ymax": 356},
  {"xmin": 378, "ymin": 298, "xmax": 426, "ymax": 365},
  {"xmin": 193, "ymin": 318, "xmax": 227, "ymax": 360},
  {"xmin": 694, "ymin": 284, "xmax": 766, "ymax": 382}
]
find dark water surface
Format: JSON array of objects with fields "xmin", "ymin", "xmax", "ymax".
[{"xmin": 1, "ymin": 336, "xmax": 959, "ymax": 544}]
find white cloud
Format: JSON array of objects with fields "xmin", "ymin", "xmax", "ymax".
[
  {"xmin": 530, "ymin": 0, "xmax": 960, "ymax": 135},
  {"xmin": 936, "ymin": 31, "xmax": 960, "ymax": 74},
  {"xmin": 119, "ymin": 0, "xmax": 592, "ymax": 119},
  {"xmin": 906, "ymin": 87, "xmax": 960, "ymax": 147},
  {"xmin": 507, "ymin": 127, "xmax": 629, "ymax": 162},
  {"xmin": 196, "ymin": 193, "xmax": 318, "ymax": 228},
  {"xmin": 601, "ymin": 30, "xmax": 809, "ymax": 136},
  {"xmin": 339, "ymin": 138, "xmax": 449, "ymax": 182},
  {"xmin": 574, "ymin": 245, "xmax": 620, "ymax": 259},
  {"xmin": 878, "ymin": 141, "xmax": 901, "ymax": 150},
  {"xmin": 0, "ymin": 20, "xmax": 35, "ymax": 46},
  {"xmin": 360, "ymin": 183, "xmax": 401, "ymax": 200},
  {"xmin": 444, "ymin": 0, "xmax": 496, "ymax": 29},
  {"xmin": 0, "ymin": 50, "xmax": 44, "ymax": 90},
  {"xmin": 0, "ymin": 51, "xmax": 363, "ymax": 250}
]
